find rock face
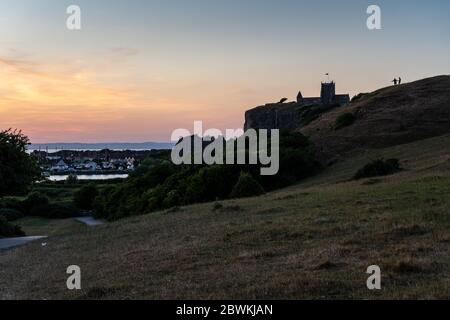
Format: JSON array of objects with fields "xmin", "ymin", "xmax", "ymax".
[
  {"xmin": 244, "ymin": 102, "xmax": 301, "ymax": 131},
  {"xmin": 300, "ymin": 75, "xmax": 450, "ymax": 161}
]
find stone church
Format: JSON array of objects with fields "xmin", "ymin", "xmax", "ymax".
[
  {"xmin": 297, "ymin": 81, "xmax": 350, "ymax": 107},
  {"xmin": 244, "ymin": 81, "xmax": 350, "ymax": 131}
]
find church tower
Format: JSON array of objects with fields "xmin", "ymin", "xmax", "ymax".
[{"xmin": 320, "ymin": 81, "xmax": 336, "ymax": 105}]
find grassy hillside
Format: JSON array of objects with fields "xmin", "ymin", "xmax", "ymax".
[
  {"xmin": 1, "ymin": 134, "xmax": 449, "ymax": 299},
  {"xmin": 302, "ymin": 75, "xmax": 450, "ymax": 162}
]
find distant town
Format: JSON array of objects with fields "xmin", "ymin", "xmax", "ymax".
[{"xmin": 31, "ymin": 149, "xmax": 168, "ymax": 176}]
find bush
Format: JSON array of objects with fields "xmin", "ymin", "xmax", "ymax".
[
  {"xmin": 28, "ymin": 204, "xmax": 49, "ymax": 217},
  {"xmin": 0, "ymin": 198, "xmax": 24, "ymax": 212},
  {"xmin": 183, "ymin": 165, "xmax": 241, "ymax": 204},
  {"xmin": 334, "ymin": 113, "xmax": 356, "ymax": 130},
  {"xmin": 22, "ymin": 192, "xmax": 49, "ymax": 214},
  {"xmin": 47, "ymin": 203, "xmax": 78, "ymax": 219},
  {"xmin": 0, "ymin": 208, "xmax": 24, "ymax": 222},
  {"xmin": 0, "ymin": 216, "xmax": 25, "ymax": 238},
  {"xmin": 92, "ymin": 186, "xmax": 116, "ymax": 219},
  {"xmin": 354, "ymin": 159, "xmax": 402, "ymax": 180},
  {"xmin": 65, "ymin": 174, "xmax": 79, "ymax": 184},
  {"xmin": 34, "ymin": 187, "xmax": 73, "ymax": 200},
  {"xmin": 91, "ymin": 131, "xmax": 322, "ymax": 221},
  {"xmin": 29, "ymin": 203, "xmax": 78, "ymax": 219},
  {"xmin": 74, "ymin": 185, "xmax": 99, "ymax": 210},
  {"xmin": 230, "ymin": 172, "xmax": 265, "ymax": 199}
]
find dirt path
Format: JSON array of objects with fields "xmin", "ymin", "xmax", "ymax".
[
  {"xmin": 0, "ymin": 236, "xmax": 47, "ymax": 250},
  {"xmin": 74, "ymin": 217, "xmax": 104, "ymax": 226}
]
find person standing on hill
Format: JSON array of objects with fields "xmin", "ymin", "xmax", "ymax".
[
  {"xmin": 398, "ymin": 77, "xmax": 402, "ymax": 84},
  {"xmin": 392, "ymin": 78, "xmax": 398, "ymax": 85}
]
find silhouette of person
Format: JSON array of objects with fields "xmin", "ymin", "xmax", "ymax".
[
  {"xmin": 398, "ymin": 77, "xmax": 402, "ymax": 85},
  {"xmin": 392, "ymin": 78, "xmax": 398, "ymax": 85}
]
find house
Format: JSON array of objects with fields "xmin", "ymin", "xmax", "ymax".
[
  {"xmin": 102, "ymin": 162, "xmax": 115, "ymax": 170},
  {"xmin": 51, "ymin": 160, "xmax": 69, "ymax": 172},
  {"xmin": 84, "ymin": 161, "xmax": 98, "ymax": 171}
]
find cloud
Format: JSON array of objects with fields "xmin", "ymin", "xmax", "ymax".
[
  {"xmin": 0, "ymin": 55, "xmax": 134, "ymax": 106},
  {"xmin": 0, "ymin": 54, "xmax": 138, "ymax": 140},
  {"xmin": 0, "ymin": 50, "xmax": 247, "ymax": 143},
  {"xmin": 0, "ymin": 57, "xmax": 42, "ymax": 77}
]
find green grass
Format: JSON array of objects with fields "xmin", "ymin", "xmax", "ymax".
[
  {"xmin": 16, "ymin": 216, "xmax": 85, "ymax": 236},
  {"xmin": 31, "ymin": 181, "xmax": 119, "ymax": 206},
  {"xmin": 1, "ymin": 134, "xmax": 450, "ymax": 299}
]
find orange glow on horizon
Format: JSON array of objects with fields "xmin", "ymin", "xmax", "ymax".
[{"xmin": 0, "ymin": 55, "xmax": 248, "ymax": 143}]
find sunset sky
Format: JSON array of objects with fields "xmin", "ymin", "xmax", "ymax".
[{"xmin": 1, "ymin": 0, "xmax": 449, "ymax": 143}]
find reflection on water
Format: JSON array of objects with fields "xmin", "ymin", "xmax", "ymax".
[{"xmin": 48, "ymin": 174, "xmax": 128, "ymax": 182}]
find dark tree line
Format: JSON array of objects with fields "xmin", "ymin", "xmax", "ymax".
[
  {"xmin": 0, "ymin": 129, "xmax": 40, "ymax": 197},
  {"xmin": 0, "ymin": 129, "xmax": 40, "ymax": 237}
]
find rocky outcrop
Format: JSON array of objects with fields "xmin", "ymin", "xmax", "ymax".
[{"xmin": 244, "ymin": 102, "xmax": 302, "ymax": 131}]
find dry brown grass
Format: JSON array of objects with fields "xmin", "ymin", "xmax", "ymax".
[
  {"xmin": 301, "ymin": 76, "xmax": 450, "ymax": 162},
  {"xmin": 1, "ymin": 135, "xmax": 450, "ymax": 300}
]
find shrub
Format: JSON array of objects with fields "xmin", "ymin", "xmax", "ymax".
[
  {"xmin": 29, "ymin": 203, "xmax": 78, "ymax": 219},
  {"xmin": 334, "ymin": 113, "xmax": 356, "ymax": 130},
  {"xmin": 0, "ymin": 198, "xmax": 24, "ymax": 213},
  {"xmin": 0, "ymin": 216, "xmax": 25, "ymax": 238},
  {"xmin": 65, "ymin": 174, "xmax": 79, "ymax": 184},
  {"xmin": 162, "ymin": 190, "xmax": 181, "ymax": 208},
  {"xmin": 183, "ymin": 166, "xmax": 241, "ymax": 204},
  {"xmin": 90, "ymin": 132, "xmax": 322, "ymax": 221},
  {"xmin": 0, "ymin": 208, "xmax": 24, "ymax": 222},
  {"xmin": 136, "ymin": 162, "xmax": 177, "ymax": 190},
  {"xmin": 34, "ymin": 187, "xmax": 73, "ymax": 200},
  {"xmin": 74, "ymin": 185, "xmax": 99, "ymax": 210},
  {"xmin": 230, "ymin": 172, "xmax": 265, "ymax": 199},
  {"xmin": 22, "ymin": 192, "xmax": 49, "ymax": 214},
  {"xmin": 354, "ymin": 159, "xmax": 402, "ymax": 180},
  {"xmin": 93, "ymin": 186, "xmax": 116, "ymax": 219},
  {"xmin": 47, "ymin": 203, "xmax": 78, "ymax": 219},
  {"xmin": 28, "ymin": 204, "xmax": 49, "ymax": 217}
]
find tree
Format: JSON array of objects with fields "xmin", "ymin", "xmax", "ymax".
[
  {"xmin": 230, "ymin": 172, "xmax": 265, "ymax": 199},
  {"xmin": 74, "ymin": 184, "xmax": 99, "ymax": 210},
  {"xmin": 0, "ymin": 216, "xmax": 25, "ymax": 238},
  {"xmin": 0, "ymin": 129, "xmax": 41, "ymax": 197},
  {"xmin": 66, "ymin": 174, "xmax": 79, "ymax": 184}
]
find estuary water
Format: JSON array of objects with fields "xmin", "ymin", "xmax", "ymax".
[{"xmin": 48, "ymin": 174, "xmax": 129, "ymax": 181}]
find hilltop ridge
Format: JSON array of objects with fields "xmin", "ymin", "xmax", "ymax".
[
  {"xmin": 244, "ymin": 75, "xmax": 450, "ymax": 162},
  {"xmin": 302, "ymin": 75, "xmax": 450, "ymax": 161}
]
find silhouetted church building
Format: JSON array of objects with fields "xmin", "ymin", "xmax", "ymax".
[
  {"xmin": 244, "ymin": 80, "xmax": 351, "ymax": 131},
  {"xmin": 297, "ymin": 81, "xmax": 350, "ymax": 106}
]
